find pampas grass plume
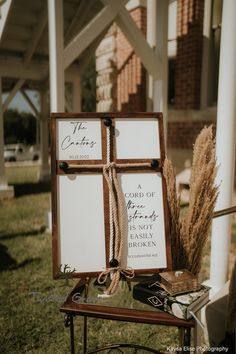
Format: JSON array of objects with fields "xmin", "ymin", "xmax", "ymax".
[{"xmin": 164, "ymin": 125, "xmax": 219, "ymax": 275}]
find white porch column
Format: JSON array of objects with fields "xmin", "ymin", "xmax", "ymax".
[
  {"xmin": 210, "ymin": 0, "xmax": 236, "ymax": 292},
  {"xmin": 200, "ymin": 0, "xmax": 212, "ymax": 109},
  {"xmin": 0, "ymin": 77, "xmax": 14, "ymax": 199},
  {"xmin": 38, "ymin": 90, "xmax": 50, "ymax": 182},
  {"xmin": 146, "ymin": 0, "xmax": 155, "ymax": 111},
  {"xmin": 48, "ymin": 0, "xmax": 64, "ymax": 111},
  {"xmin": 147, "ymin": 0, "xmax": 168, "ymax": 136},
  {"xmin": 47, "ymin": 0, "xmax": 65, "ymax": 231}
]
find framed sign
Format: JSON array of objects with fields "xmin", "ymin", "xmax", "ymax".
[
  {"xmin": 57, "ymin": 118, "xmax": 102, "ymax": 160},
  {"xmin": 51, "ymin": 113, "xmax": 172, "ymax": 278}
]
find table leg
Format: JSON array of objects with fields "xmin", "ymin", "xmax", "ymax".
[
  {"xmin": 70, "ymin": 315, "xmax": 75, "ymax": 354},
  {"xmin": 83, "ymin": 316, "xmax": 88, "ymax": 354},
  {"xmin": 179, "ymin": 327, "xmax": 191, "ymax": 354},
  {"xmin": 193, "ymin": 311, "xmax": 203, "ymax": 353},
  {"xmin": 64, "ymin": 314, "xmax": 75, "ymax": 354}
]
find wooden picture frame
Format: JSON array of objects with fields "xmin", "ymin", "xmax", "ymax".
[{"xmin": 51, "ymin": 112, "xmax": 172, "ymax": 278}]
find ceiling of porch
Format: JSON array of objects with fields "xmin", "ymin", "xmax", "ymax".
[{"xmin": 0, "ymin": 0, "xmax": 103, "ymax": 91}]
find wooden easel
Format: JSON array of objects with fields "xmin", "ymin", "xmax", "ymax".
[{"xmin": 51, "ymin": 113, "xmax": 211, "ymax": 354}]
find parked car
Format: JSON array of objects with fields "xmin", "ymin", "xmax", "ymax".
[{"xmin": 4, "ymin": 144, "xmax": 40, "ymax": 162}]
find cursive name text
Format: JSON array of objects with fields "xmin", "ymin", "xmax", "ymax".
[{"xmin": 61, "ymin": 135, "xmax": 96, "ymax": 150}]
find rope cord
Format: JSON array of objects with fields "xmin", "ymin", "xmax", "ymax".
[
  {"xmin": 63, "ymin": 162, "xmax": 152, "ymax": 169},
  {"xmin": 103, "ymin": 165, "xmax": 120, "ymax": 262},
  {"xmin": 97, "ymin": 266, "xmax": 134, "ymax": 294},
  {"xmin": 106, "ymin": 127, "xmax": 114, "ymax": 261},
  {"xmin": 98, "ymin": 161, "xmax": 135, "ymax": 295},
  {"xmin": 60, "ymin": 160, "xmax": 157, "ymax": 294}
]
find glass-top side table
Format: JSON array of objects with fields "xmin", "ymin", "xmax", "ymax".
[{"xmin": 60, "ymin": 277, "xmax": 196, "ymax": 354}]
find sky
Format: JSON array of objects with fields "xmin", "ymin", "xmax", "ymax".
[{"xmin": 2, "ymin": 90, "xmax": 40, "ymax": 115}]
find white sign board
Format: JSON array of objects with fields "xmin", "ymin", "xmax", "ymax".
[
  {"xmin": 119, "ymin": 173, "xmax": 167, "ymax": 270},
  {"xmin": 51, "ymin": 113, "xmax": 171, "ymax": 278},
  {"xmin": 58, "ymin": 174, "xmax": 106, "ymax": 273},
  {"xmin": 115, "ymin": 118, "xmax": 161, "ymax": 159},
  {"xmin": 57, "ymin": 119, "xmax": 102, "ymax": 160}
]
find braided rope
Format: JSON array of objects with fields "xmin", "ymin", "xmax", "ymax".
[
  {"xmin": 64, "ymin": 162, "xmax": 152, "ymax": 169},
  {"xmin": 112, "ymin": 167, "xmax": 125, "ymax": 262},
  {"xmin": 99, "ymin": 162, "xmax": 135, "ymax": 294},
  {"xmin": 106, "ymin": 127, "xmax": 114, "ymax": 261},
  {"xmin": 97, "ymin": 266, "xmax": 134, "ymax": 294},
  {"xmin": 61, "ymin": 160, "xmax": 156, "ymax": 294},
  {"xmin": 103, "ymin": 164, "xmax": 120, "ymax": 261}
]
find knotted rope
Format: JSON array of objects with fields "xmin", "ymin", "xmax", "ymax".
[
  {"xmin": 98, "ymin": 266, "xmax": 134, "ymax": 295},
  {"xmin": 100, "ymin": 162, "xmax": 135, "ymax": 294},
  {"xmin": 59, "ymin": 159, "xmax": 159, "ymax": 294}
]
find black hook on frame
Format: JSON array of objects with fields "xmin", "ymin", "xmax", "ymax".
[
  {"xmin": 104, "ymin": 118, "xmax": 112, "ymax": 127},
  {"xmin": 151, "ymin": 160, "xmax": 159, "ymax": 168},
  {"xmin": 109, "ymin": 258, "xmax": 119, "ymax": 267},
  {"xmin": 59, "ymin": 161, "xmax": 68, "ymax": 171}
]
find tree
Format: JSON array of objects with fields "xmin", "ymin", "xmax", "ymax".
[{"xmin": 4, "ymin": 109, "xmax": 37, "ymax": 145}]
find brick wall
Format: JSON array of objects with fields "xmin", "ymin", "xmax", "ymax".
[
  {"xmin": 116, "ymin": 6, "xmax": 147, "ymax": 112},
  {"xmin": 96, "ymin": 24, "xmax": 117, "ymax": 112},
  {"xmin": 168, "ymin": 120, "xmax": 215, "ymax": 149},
  {"xmin": 175, "ymin": 0, "xmax": 205, "ymax": 109},
  {"xmin": 96, "ymin": 2, "xmax": 212, "ymax": 154}
]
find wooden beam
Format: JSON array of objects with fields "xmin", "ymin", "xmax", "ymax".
[
  {"xmin": 3, "ymin": 79, "xmax": 25, "ymax": 112},
  {"xmin": 152, "ymin": 0, "xmax": 168, "ymax": 115},
  {"xmin": 65, "ymin": 95, "xmax": 72, "ymax": 113},
  {"xmin": 0, "ymin": 57, "xmax": 48, "ymax": 80},
  {"xmin": 72, "ymin": 76, "xmax": 81, "ymax": 112},
  {"xmin": 64, "ymin": 0, "xmax": 84, "ymax": 42},
  {"xmin": 64, "ymin": 64, "xmax": 81, "ymax": 83},
  {"xmin": 3, "ymin": 24, "xmax": 30, "ymax": 39},
  {"xmin": 63, "ymin": 0, "xmax": 126, "ymax": 70},
  {"xmin": 38, "ymin": 89, "xmax": 50, "ymax": 181},
  {"xmin": 24, "ymin": 5, "xmax": 48, "ymax": 65},
  {"xmin": 64, "ymin": 0, "xmax": 91, "ymax": 45},
  {"xmin": 20, "ymin": 89, "xmax": 40, "ymax": 119},
  {"xmin": 200, "ymin": 0, "xmax": 212, "ymax": 109},
  {"xmin": 77, "ymin": 28, "xmax": 108, "ymax": 74},
  {"xmin": 0, "ymin": 38, "xmax": 47, "ymax": 54},
  {"xmin": 102, "ymin": 0, "xmax": 159, "ymax": 79},
  {"xmin": 0, "ymin": 76, "xmax": 7, "ymax": 187},
  {"xmin": 0, "ymin": 0, "xmax": 12, "ymax": 43}
]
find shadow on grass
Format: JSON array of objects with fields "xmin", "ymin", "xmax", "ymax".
[
  {"xmin": 0, "ymin": 243, "xmax": 41, "ymax": 271},
  {"xmin": 0, "ymin": 227, "xmax": 46, "ymax": 241},
  {"xmin": 12, "ymin": 181, "xmax": 51, "ymax": 197}
]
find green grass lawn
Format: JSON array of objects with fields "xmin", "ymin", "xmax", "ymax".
[{"xmin": 0, "ymin": 165, "xmax": 235, "ymax": 353}]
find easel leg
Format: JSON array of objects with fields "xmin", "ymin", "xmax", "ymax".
[{"xmin": 83, "ymin": 316, "xmax": 87, "ymax": 354}]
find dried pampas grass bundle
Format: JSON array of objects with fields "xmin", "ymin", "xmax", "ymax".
[
  {"xmin": 163, "ymin": 159, "xmax": 182, "ymax": 270},
  {"xmin": 164, "ymin": 125, "xmax": 219, "ymax": 275}
]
